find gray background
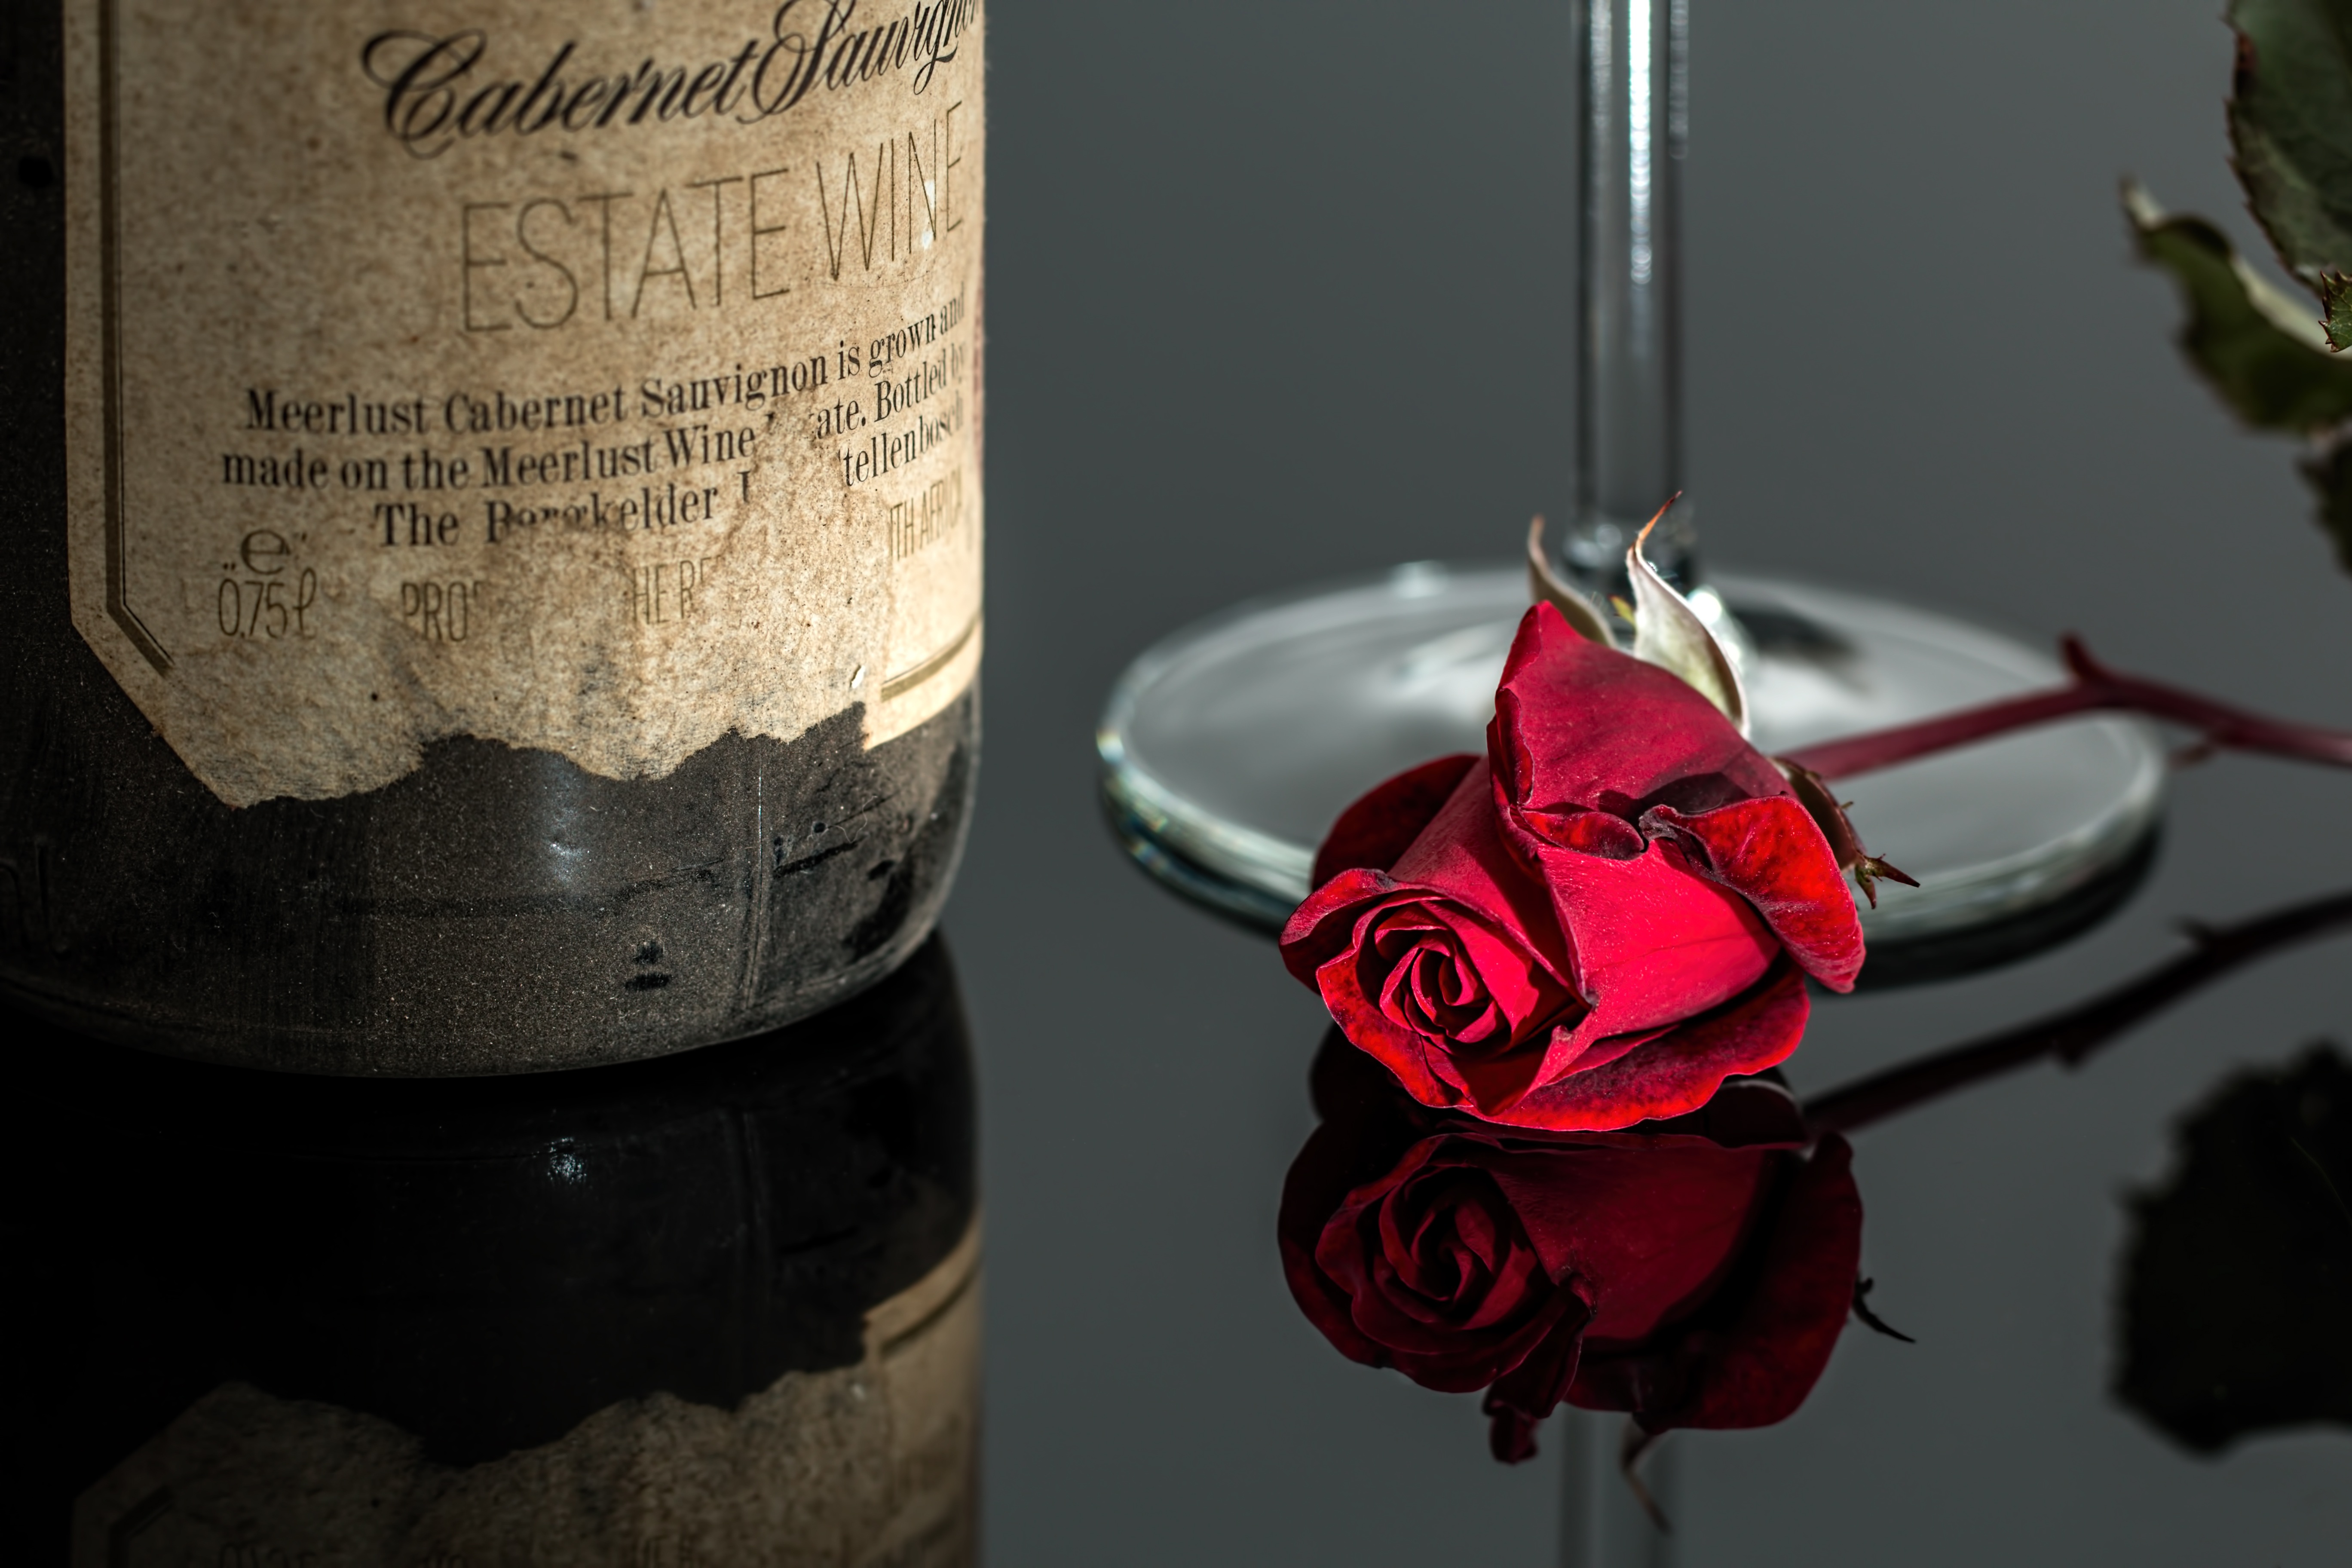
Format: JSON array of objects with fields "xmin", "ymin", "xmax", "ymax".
[{"xmin": 941, "ymin": 0, "xmax": 2352, "ymax": 1561}]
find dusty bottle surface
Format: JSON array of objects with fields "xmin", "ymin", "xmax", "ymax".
[
  {"xmin": 0, "ymin": 0, "xmax": 985, "ymax": 1072},
  {"xmin": 4, "ymin": 934, "xmax": 982, "ymax": 1565}
]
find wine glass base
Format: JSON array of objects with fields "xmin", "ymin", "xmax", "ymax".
[{"xmin": 1097, "ymin": 564, "xmax": 2165, "ymax": 978}]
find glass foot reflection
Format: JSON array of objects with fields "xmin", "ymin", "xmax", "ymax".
[{"xmin": 1099, "ymin": 564, "xmax": 2164, "ymax": 973}]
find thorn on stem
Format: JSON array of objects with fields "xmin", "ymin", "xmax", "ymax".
[
  {"xmin": 1852, "ymin": 1277, "xmax": 1917, "ymax": 1343},
  {"xmin": 2058, "ymin": 633, "xmax": 2107, "ymax": 685}
]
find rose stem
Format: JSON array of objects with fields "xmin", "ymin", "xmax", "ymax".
[
  {"xmin": 1802, "ymin": 888, "xmax": 2352, "ymax": 1138},
  {"xmin": 1780, "ymin": 637, "xmax": 2352, "ymax": 782}
]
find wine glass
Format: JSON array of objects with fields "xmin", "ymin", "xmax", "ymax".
[{"xmin": 1096, "ymin": 0, "xmax": 2163, "ymax": 978}]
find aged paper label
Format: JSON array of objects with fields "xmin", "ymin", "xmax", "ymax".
[
  {"xmin": 73, "ymin": 1222, "xmax": 981, "ymax": 1566},
  {"xmin": 63, "ymin": 0, "xmax": 984, "ymax": 807}
]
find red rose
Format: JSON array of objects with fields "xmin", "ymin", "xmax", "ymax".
[
  {"xmin": 1278, "ymin": 1038, "xmax": 1863, "ymax": 1461},
  {"xmin": 1281, "ymin": 603, "xmax": 1864, "ymax": 1131}
]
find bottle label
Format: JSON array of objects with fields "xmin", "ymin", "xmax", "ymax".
[
  {"xmin": 61, "ymin": 0, "xmax": 984, "ymax": 807},
  {"xmin": 72, "ymin": 1221, "xmax": 983, "ymax": 1565}
]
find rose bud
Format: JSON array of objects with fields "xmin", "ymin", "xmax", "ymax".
[
  {"xmin": 1282, "ymin": 747, "xmax": 1815, "ymax": 1130},
  {"xmin": 1278, "ymin": 1038, "xmax": 1862, "ymax": 1463},
  {"xmin": 1282, "ymin": 592, "xmax": 1870, "ymax": 1132}
]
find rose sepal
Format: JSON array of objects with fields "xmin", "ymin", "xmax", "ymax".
[{"xmin": 1626, "ymin": 499, "xmax": 1748, "ymax": 734}]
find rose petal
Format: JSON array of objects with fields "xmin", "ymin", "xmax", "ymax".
[
  {"xmin": 1492, "ymin": 963, "xmax": 1813, "ymax": 1133},
  {"xmin": 1639, "ymin": 797, "xmax": 1865, "ymax": 992},
  {"xmin": 1393, "ymin": 1295, "xmax": 1583, "ymax": 1394},
  {"xmin": 1312, "ymin": 753, "xmax": 1481, "ymax": 889},
  {"xmin": 1283, "ymin": 763, "xmax": 1588, "ymax": 1114},
  {"xmin": 1334, "ymin": 900, "xmax": 1570, "ymax": 1109},
  {"xmin": 1293, "ymin": 1137, "xmax": 1586, "ymax": 1393},
  {"xmin": 1643, "ymin": 1075, "xmax": 1811, "ymax": 1150},
  {"xmin": 1489, "ymin": 605, "xmax": 1788, "ymax": 836},
  {"xmin": 1503, "ymin": 802, "xmax": 1648, "ymax": 860},
  {"xmin": 1482, "ymin": 1306, "xmax": 1589, "ymax": 1462},
  {"xmin": 1527, "ymin": 836, "xmax": 1781, "ymax": 1061},
  {"xmin": 1669, "ymin": 1134, "xmax": 1863, "ymax": 1429},
  {"xmin": 1277, "ymin": 1122, "xmax": 1398, "ymax": 1370},
  {"xmin": 1568, "ymin": 1136, "xmax": 1864, "ymax": 1430},
  {"xmin": 1490, "ymin": 1144, "xmax": 1776, "ymax": 1344},
  {"xmin": 1285, "ymin": 761, "xmax": 1572, "ymax": 992}
]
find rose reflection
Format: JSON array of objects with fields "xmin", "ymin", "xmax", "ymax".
[
  {"xmin": 1281, "ymin": 883, "xmax": 2352, "ymax": 1479},
  {"xmin": 1279, "ymin": 1034, "xmax": 1862, "ymax": 1462}
]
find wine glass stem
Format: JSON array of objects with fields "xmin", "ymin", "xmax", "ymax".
[{"xmin": 1571, "ymin": 0, "xmax": 1695, "ymax": 595}]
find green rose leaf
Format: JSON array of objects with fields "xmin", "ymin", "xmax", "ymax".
[
  {"xmin": 2126, "ymin": 181, "xmax": 2352, "ymax": 433},
  {"xmin": 2300, "ymin": 438, "xmax": 2352, "ymax": 571},
  {"xmin": 2229, "ymin": 0, "xmax": 2352, "ymax": 346},
  {"xmin": 2325, "ymin": 274, "xmax": 2352, "ymax": 352}
]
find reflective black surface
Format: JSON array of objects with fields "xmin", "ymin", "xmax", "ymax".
[{"xmin": 5, "ymin": 937, "xmax": 977, "ymax": 1562}]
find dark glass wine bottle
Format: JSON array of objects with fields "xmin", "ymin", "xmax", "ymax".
[
  {"xmin": 0, "ymin": 1, "xmax": 984, "ymax": 1072},
  {"xmin": 2, "ymin": 934, "xmax": 980, "ymax": 1565}
]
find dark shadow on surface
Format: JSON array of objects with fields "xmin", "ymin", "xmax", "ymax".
[{"xmin": 2115, "ymin": 1042, "xmax": 2352, "ymax": 1453}]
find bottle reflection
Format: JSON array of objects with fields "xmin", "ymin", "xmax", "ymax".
[
  {"xmin": 6, "ymin": 937, "xmax": 979, "ymax": 1566},
  {"xmin": 1279, "ymin": 1034, "xmax": 1862, "ymax": 1468}
]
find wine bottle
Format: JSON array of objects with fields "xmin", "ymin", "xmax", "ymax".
[
  {"xmin": 3, "ymin": 934, "xmax": 980, "ymax": 1566},
  {"xmin": 0, "ymin": 0, "xmax": 984, "ymax": 1072}
]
